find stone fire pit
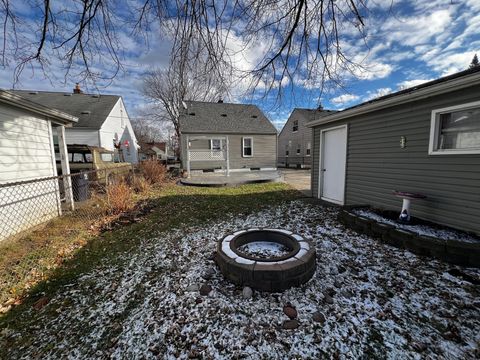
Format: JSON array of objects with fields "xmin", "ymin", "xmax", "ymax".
[{"xmin": 215, "ymin": 229, "xmax": 316, "ymax": 292}]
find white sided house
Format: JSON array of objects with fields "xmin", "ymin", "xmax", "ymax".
[
  {"xmin": 0, "ymin": 90, "xmax": 77, "ymax": 241},
  {"xmin": 12, "ymin": 85, "xmax": 139, "ymax": 163}
]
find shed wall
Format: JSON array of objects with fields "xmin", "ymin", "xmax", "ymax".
[
  {"xmin": 0, "ymin": 103, "xmax": 60, "ymax": 241},
  {"xmin": 312, "ymin": 85, "xmax": 480, "ymax": 234}
]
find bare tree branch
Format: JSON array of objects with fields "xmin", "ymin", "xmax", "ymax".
[{"xmin": 1, "ymin": 0, "xmax": 371, "ymax": 103}]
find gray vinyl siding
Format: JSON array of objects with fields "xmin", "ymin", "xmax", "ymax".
[
  {"xmin": 181, "ymin": 133, "xmax": 277, "ymax": 170},
  {"xmin": 278, "ymin": 114, "xmax": 312, "ymax": 167},
  {"xmin": 312, "ymin": 85, "xmax": 480, "ymax": 235}
]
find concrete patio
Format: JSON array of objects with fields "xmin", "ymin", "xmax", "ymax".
[
  {"xmin": 180, "ymin": 170, "xmax": 282, "ymax": 187},
  {"xmin": 280, "ymin": 168, "xmax": 311, "ymax": 196}
]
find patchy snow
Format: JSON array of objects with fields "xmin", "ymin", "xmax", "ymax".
[
  {"xmin": 353, "ymin": 209, "xmax": 480, "ymax": 243},
  {"xmin": 2, "ymin": 201, "xmax": 480, "ymax": 359},
  {"xmin": 237, "ymin": 241, "xmax": 290, "ymax": 259}
]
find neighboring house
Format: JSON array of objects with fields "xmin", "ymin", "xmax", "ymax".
[
  {"xmin": 12, "ymin": 84, "xmax": 139, "ymax": 163},
  {"xmin": 138, "ymin": 141, "xmax": 170, "ymax": 161},
  {"xmin": 307, "ymin": 67, "xmax": 480, "ymax": 235},
  {"xmin": 179, "ymin": 100, "xmax": 277, "ymax": 174},
  {"xmin": 278, "ymin": 108, "xmax": 335, "ymax": 168},
  {"xmin": 0, "ymin": 90, "xmax": 77, "ymax": 241}
]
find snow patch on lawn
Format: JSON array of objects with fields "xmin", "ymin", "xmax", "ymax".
[{"xmin": 2, "ymin": 202, "xmax": 480, "ymax": 359}]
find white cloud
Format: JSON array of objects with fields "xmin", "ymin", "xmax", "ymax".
[
  {"xmin": 352, "ymin": 61, "xmax": 394, "ymax": 80},
  {"xmin": 397, "ymin": 79, "xmax": 434, "ymax": 90},
  {"xmin": 331, "ymin": 94, "xmax": 360, "ymax": 105},
  {"xmin": 428, "ymin": 51, "xmax": 475, "ymax": 76},
  {"xmin": 364, "ymin": 87, "xmax": 392, "ymax": 101},
  {"xmin": 379, "ymin": 9, "xmax": 452, "ymax": 47}
]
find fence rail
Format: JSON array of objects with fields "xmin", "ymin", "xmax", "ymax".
[
  {"xmin": 0, "ymin": 165, "xmax": 134, "ymax": 242},
  {"xmin": 277, "ymin": 156, "xmax": 312, "ymax": 168}
]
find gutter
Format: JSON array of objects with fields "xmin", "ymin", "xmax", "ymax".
[
  {"xmin": 306, "ymin": 71, "xmax": 480, "ymax": 128},
  {"xmin": 0, "ymin": 90, "xmax": 78, "ymax": 125}
]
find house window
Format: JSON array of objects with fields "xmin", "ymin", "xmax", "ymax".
[
  {"xmin": 296, "ymin": 144, "xmax": 301, "ymax": 155},
  {"xmin": 306, "ymin": 142, "xmax": 311, "ymax": 156},
  {"xmin": 293, "ymin": 120, "xmax": 298, "ymax": 132},
  {"xmin": 429, "ymin": 101, "xmax": 480, "ymax": 155},
  {"xmin": 242, "ymin": 137, "xmax": 253, "ymax": 157},
  {"xmin": 285, "ymin": 144, "xmax": 289, "ymax": 157},
  {"xmin": 209, "ymin": 139, "xmax": 222, "ymax": 151}
]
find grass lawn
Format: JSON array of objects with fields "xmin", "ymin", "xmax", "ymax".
[
  {"xmin": 0, "ymin": 182, "xmax": 299, "ymax": 325},
  {"xmin": 1, "ymin": 182, "xmax": 479, "ymax": 359}
]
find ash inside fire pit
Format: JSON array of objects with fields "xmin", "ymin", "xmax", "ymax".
[{"xmin": 237, "ymin": 241, "xmax": 290, "ymax": 259}]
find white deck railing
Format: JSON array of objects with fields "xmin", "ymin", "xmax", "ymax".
[{"xmin": 189, "ymin": 149, "xmax": 226, "ymax": 161}]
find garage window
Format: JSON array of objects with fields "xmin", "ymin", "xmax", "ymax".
[{"xmin": 429, "ymin": 101, "xmax": 480, "ymax": 154}]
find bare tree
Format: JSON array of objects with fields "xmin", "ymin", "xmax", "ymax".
[
  {"xmin": 1, "ymin": 1, "xmax": 368, "ymax": 97},
  {"xmin": 142, "ymin": 48, "xmax": 227, "ymax": 142},
  {"xmin": 131, "ymin": 116, "xmax": 167, "ymax": 144}
]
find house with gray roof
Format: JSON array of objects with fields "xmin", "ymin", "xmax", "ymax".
[
  {"xmin": 179, "ymin": 100, "xmax": 277, "ymax": 175},
  {"xmin": 12, "ymin": 84, "xmax": 139, "ymax": 163},
  {"xmin": 278, "ymin": 107, "xmax": 335, "ymax": 168}
]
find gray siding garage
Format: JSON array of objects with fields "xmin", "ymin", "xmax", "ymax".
[{"xmin": 309, "ymin": 68, "xmax": 480, "ymax": 235}]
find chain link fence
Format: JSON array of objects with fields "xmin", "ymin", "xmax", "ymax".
[
  {"xmin": 0, "ymin": 165, "xmax": 136, "ymax": 308},
  {"xmin": 0, "ymin": 165, "xmax": 134, "ymax": 242}
]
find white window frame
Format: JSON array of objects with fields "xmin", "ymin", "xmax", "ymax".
[
  {"xmin": 242, "ymin": 137, "xmax": 253, "ymax": 157},
  {"xmin": 209, "ymin": 138, "xmax": 222, "ymax": 152},
  {"xmin": 296, "ymin": 144, "xmax": 301, "ymax": 155},
  {"xmin": 292, "ymin": 120, "xmax": 298, "ymax": 132},
  {"xmin": 306, "ymin": 142, "xmax": 311, "ymax": 156},
  {"xmin": 429, "ymin": 100, "xmax": 480, "ymax": 155}
]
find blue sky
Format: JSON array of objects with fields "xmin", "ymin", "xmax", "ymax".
[{"xmin": 1, "ymin": 0, "xmax": 479, "ymax": 131}]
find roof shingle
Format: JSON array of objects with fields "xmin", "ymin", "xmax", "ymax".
[
  {"xmin": 10, "ymin": 90, "xmax": 120, "ymax": 129},
  {"xmin": 180, "ymin": 101, "xmax": 277, "ymax": 135}
]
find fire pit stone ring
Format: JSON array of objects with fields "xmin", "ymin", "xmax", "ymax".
[{"xmin": 214, "ymin": 228, "xmax": 316, "ymax": 292}]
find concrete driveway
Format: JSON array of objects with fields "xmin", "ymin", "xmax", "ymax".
[{"xmin": 280, "ymin": 168, "xmax": 311, "ymax": 196}]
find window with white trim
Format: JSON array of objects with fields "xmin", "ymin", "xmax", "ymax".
[
  {"xmin": 209, "ymin": 139, "xmax": 222, "ymax": 151},
  {"xmin": 242, "ymin": 137, "xmax": 253, "ymax": 157},
  {"xmin": 296, "ymin": 144, "xmax": 301, "ymax": 155},
  {"xmin": 285, "ymin": 144, "xmax": 289, "ymax": 156},
  {"xmin": 429, "ymin": 101, "xmax": 480, "ymax": 154},
  {"xmin": 292, "ymin": 120, "xmax": 298, "ymax": 132},
  {"xmin": 306, "ymin": 142, "xmax": 311, "ymax": 156}
]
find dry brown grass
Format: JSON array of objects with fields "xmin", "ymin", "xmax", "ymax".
[
  {"xmin": 106, "ymin": 180, "xmax": 135, "ymax": 214},
  {"xmin": 131, "ymin": 175, "xmax": 151, "ymax": 193},
  {"xmin": 106, "ymin": 180, "xmax": 134, "ymax": 214},
  {"xmin": 140, "ymin": 159, "xmax": 167, "ymax": 184}
]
